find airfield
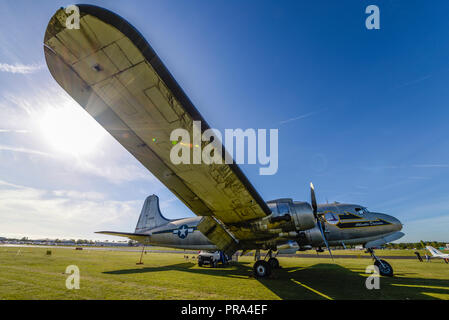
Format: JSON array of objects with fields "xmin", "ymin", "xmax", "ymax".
[{"xmin": 1, "ymin": 246, "xmax": 449, "ymax": 300}]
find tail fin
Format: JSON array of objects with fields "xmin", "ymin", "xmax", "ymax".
[
  {"xmin": 426, "ymin": 246, "xmax": 443, "ymax": 257},
  {"xmin": 135, "ymin": 195, "xmax": 172, "ymax": 232}
]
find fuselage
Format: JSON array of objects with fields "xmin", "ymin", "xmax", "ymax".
[{"xmin": 138, "ymin": 202, "xmax": 403, "ymax": 251}]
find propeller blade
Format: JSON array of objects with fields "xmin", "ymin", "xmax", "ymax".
[
  {"xmin": 310, "ymin": 182, "xmax": 317, "ymax": 217},
  {"xmin": 317, "ymin": 220, "xmax": 334, "ymax": 261},
  {"xmin": 310, "ymin": 182, "xmax": 334, "ymax": 262}
]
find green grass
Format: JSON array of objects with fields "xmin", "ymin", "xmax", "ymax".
[
  {"xmin": 299, "ymin": 248, "xmax": 449, "ymax": 257},
  {"xmin": 1, "ymin": 247, "xmax": 448, "ymax": 300}
]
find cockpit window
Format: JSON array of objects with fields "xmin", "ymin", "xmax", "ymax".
[
  {"xmin": 268, "ymin": 203, "xmax": 278, "ymax": 214},
  {"xmin": 277, "ymin": 202, "xmax": 290, "ymax": 215},
  {"xmin": 355, "ymin": 207, "xmax": 369, "ymax": 214}
]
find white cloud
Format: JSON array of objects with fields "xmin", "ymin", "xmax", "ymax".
[
  {"xmin": 71, "ymin": 157, "xmax": 155, "ymax": 184},
  {"xmin": 0, "ymin": 62, "xmax": 43, "ymax": 74},
  {"xmin": 279, "ymin": 111, "xmax": 317, "ymax": 125},
  {"xmin": 278, "ymin": 108, "xmax": 326, "ymax": 125},
  {"xmin": 0, "ymin": 180, "xmax": 141, "ymax": 240},
  {"xmin": 0, "ymin": 129, "xmax": 29, "ymax": 133},
  {"xmin": 52, "ymin": 190, "xmax": 106, "ymax": 201},
  {"xmin": 0, "ymin": 144, "xmax": 54, "ymax": 158}
]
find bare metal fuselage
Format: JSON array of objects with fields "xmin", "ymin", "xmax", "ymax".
[{"xmin": 136, "ymin": 203, "xmax": 403, "ymax": 251}]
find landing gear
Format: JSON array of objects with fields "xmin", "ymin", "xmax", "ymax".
[
  {"xmin": 367, "ymin": 248, "xmax": 393, "ymax": 277},
  {"xmin": 254, "ymin": 260, "xmax": 272, "ymax": 278},
  {"xmin": 374, "ymin": 259, "xmax": 393, "ymax": 277},
  {"xmin": 268, "ymin": 257, "xmax": 280, "ymax": 269},
  {"xmin": 253, "ymin": 249, "xmax": 279, "ymax": 278}
]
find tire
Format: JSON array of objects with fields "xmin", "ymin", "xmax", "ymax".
[
  {"xmin": 254, "ymin": 260, "xmax": 272, "ymax": 278},
  {"xmin": 268, "ymin": 257, "xmax": 280, "ymax": 269},
  {"xmin": 198, "ymin": 260, "xmax": 203, "ymax": 267},
  {"xmin": 211, "ymin": 261, "xmax": 217, "ymax": 268},
  {"xmin": 374, "ymin": 259, "xmax": 393, "ymax": 277}
]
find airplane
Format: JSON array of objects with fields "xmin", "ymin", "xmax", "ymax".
[
  {"xmin": 425, "ymin": 246, "xmax": 449, "ymax": 263},
  {"xmin": 43, "ymin": 4, "xmax": 404, "ymax": 278}
]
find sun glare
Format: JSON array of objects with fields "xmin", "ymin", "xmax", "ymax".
[{"xmin": 39, "ymin": 103, "xmax": 105, "ymax": 157}]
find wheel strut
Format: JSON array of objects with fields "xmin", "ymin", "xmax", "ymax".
[
  {"xmin": 254, "ymin": 249, "xmax": 261, "ymax": 261},
  {"xmin": 367, "ymin": 248, "xmax": 383, "ymax": 266},
  {"xmin": 366, "ymin": 248, "xmax": 394, "ymax": 277},
  {"xmin": 263, "ymin": 249, "xmax": 273, "ymax": 261}
]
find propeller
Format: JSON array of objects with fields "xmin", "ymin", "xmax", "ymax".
[{"xmin": 310, "ymin": 182, "xmax": 334, "ymax": 261}]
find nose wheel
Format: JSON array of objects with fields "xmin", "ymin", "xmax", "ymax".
[
  {"xmin": 374, "ymin": 259, "xmax": 393, "ymax": 277},
  {"xmin": 367, "ymin": 248, "xmax": 394, "ymax": 277}
]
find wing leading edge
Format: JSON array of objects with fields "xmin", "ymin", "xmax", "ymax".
[{"xmin": 44, "ymin": 5, "xmax": 270, "ymax": 240}]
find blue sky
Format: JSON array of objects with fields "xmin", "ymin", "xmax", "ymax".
[{"xmin": 0, "ymin": 0, "xmax": 449, "ymax": 241}]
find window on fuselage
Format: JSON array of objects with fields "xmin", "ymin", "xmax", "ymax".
[{"xmin": 277, "ymin": 202, "xmax": 290, "ymax": 215}]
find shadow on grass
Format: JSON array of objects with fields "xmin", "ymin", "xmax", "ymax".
[{"xmin": 103, "ymin": 261, "xmax": 449, "ymax": 300}]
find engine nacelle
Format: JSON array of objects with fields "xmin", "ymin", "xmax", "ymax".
[
  {"xmin": 290, "ymin": 201, "xmax": 316, "ymax": 231},
  {"xmin": 266, "ymin": 198, "xmax": 315, "ymax": 232},
  {"xmin": 299, "ymin": 227, "xmax": 325, "ymax": 247}
]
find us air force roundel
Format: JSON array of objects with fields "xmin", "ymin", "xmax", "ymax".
[{"xmin": 173, "ymin": 225, "xmax": 194, "ymax": 239}]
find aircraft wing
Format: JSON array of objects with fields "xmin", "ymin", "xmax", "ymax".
[{"xmin": 44, "ymin": 5, "xmax": 270, "ymax": 249}]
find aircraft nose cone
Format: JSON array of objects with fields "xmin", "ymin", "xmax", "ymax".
[
  {"xmin": 390, "ymin": 216, "xmax": 403, "ymax": 231},
  {"xmin": 378, "ymin": 213, "xmax": 402, "ymax": 231}
]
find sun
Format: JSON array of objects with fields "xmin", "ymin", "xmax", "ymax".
[{"xmin": 39, "ymin": 102, "xmax": 106, "ymax": 157}]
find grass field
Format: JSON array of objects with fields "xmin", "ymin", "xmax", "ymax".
[{"xmin": 1, "ymin": 246, "xmax": 448, "ymax": 300}]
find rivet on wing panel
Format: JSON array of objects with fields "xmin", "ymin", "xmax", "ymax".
[{"xmin": 72, "ymin": 50, "xmax": 118, "ymax": 86}]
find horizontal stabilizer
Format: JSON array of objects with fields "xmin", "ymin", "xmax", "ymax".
[{"xmin": 96, "ymin": 231, "xmax": 149, "ymax": 243}]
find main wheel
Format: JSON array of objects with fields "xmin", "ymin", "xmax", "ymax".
[
  {"xmin": 253, "ymin": 260, "xmax": 272, "ymax": 278},
  {"xmin": 268, "ymin": 257, "xmax": 280, "ymax": 269},
  {"xmin": 374, "ymin": 259, "xmax": 393, "ymax": 277}
]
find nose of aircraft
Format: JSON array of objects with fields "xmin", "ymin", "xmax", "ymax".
[{"xmin": 377, "ymin": 213, "xmax": 403, "ymax": 231}]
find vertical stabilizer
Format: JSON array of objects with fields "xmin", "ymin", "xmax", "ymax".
[{"xmin": 135, "ymin": 195, "xmax": 171, "ymax": 232}]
